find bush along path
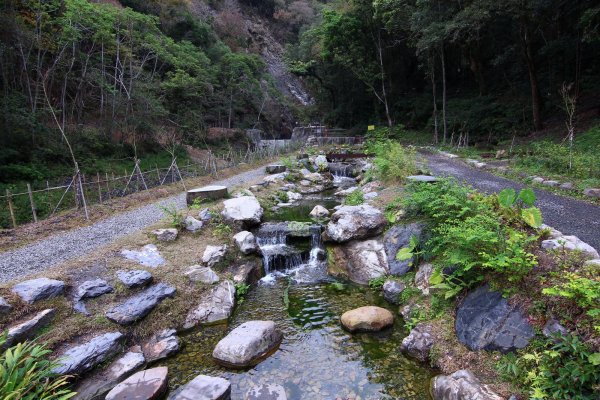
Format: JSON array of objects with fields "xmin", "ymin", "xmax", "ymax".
[
  {"xmin": 0, "ymin": 165, "xmax": 269, "ymax": 283},
  {"xmin": 423, "ymin": 150, "xmax": 600, "ymax": 252}
]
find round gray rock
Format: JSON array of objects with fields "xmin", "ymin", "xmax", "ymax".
[
  {"xmin": 117, "ymin": 270, "xmax": 153, "ymax": 288},
  {"xmin": 382, "ymin": 280, "xmax": 405, "ymax": 304},
  {"xmin": 400, "ymin": 323, "xmax": 434, "ymax": 362}
]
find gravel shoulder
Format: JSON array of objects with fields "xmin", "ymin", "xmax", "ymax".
[
  {"xmin": 424, "ymin": 151, "xmax": 600, "ymax": 251},
  {"xmin": 0, "ymin": 165, "xmax": 267, "ymax": 283}
]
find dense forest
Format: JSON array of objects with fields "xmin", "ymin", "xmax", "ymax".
[{"xmin": 1, "ymin": 0, "xmax": 600, "ymax": 183}]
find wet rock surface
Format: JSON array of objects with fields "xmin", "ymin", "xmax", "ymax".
[
  {"xmin": 121, "ymin": 244, "xmax": 165, "ymax": 268},
  {"xmin": 325, "ymin": 205, "xmax": 387, "ymax": 242},
  {"xmin": 340, "ymin": 306, "xmax": 394, "ymax": 332},
  {"xmin": 12, "ymin": 277, "xmax": 65, "ymax": 303},
  {"xmin": 3, "ymin": 309, "xmax": 55, "ymax": 349},
  {"xmin": 142, "ymin": 329, "xmax": 180, "ymax": 362},
  {"xmin": 431, "ymin": 369, "xmax": 503, "ymax": 400},
  {"xmin": 117, "ymin": 270, "xmax": 153, "ymax": 288},
  {"xmin": 105, "ymin": 367, "xmax": 168, "ymax": 400},
  {"xmin": 106, "ymin": 283, "xmax": 176, "ymax": 325},
  {"xmin": 400, "ymin": 324, "xmax": 434, "ymax": 362},
  {"xmin": 169, "ymin": 374, "xmax": 231, "ymax": 400},
  {"xmin": 213, "ymin": 321, "xmax": 283, "ymax": 368},
  {"xmin": 327, "ymin": 239, "xmax": 389, "ymax": 285},
  {"xmin": 229, "ymin": 262, "xmax": 263, "ymax": 285},
  {"xmin": 184, "ymin": 280, "xmax": 235, "ymax": 329},
  {"xmin": 245, "ymin": 384, "xmax": 287, "ymax": 400},
  {"xmin": 384, "ymin": 223, "xmax": 426, "ymax": 275},
  {"xmin": 455, "ymin": 285, "xmax": 534, "ymax": 352},
  {"xmin": 222, "ymin": 196, "xmax": 263, "ymax": 227},
  {"xmin": 185, "ymin": 265, "xmax": 220, "ymax": 284},
  {"xmin": 52, "ymin": 332, "xmax": 124, "ymax": 376}
]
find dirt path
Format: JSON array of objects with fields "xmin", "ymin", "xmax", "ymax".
[
  {"xmin": 424, "ymin": 151, "xmax": 600, "ymax": 251},
  {"xmin": 0, "ymin": 165, "xmax": 268, "ymax": 283}
]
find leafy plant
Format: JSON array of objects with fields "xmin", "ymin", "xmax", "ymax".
[
  {"xmin": 234, "ymin": 282, "xmax": 250, "ymax": 304},
  {"xmin": 365, "ymin": 140, "xmax": 416, "ymax": 183},
  {"xmin": 368, "ymin": 276, "xmax": 387, "ymax": 289},
  {"xmin": 159, "ymin": 203, "xmax": 185, "ymax": 227},
  {"xmin": 275, "ymin": 190, "xmax": 289, "ymax": 203},
  {"xmin": 0, "ymin": 333, "xmax": 76, "ymax": 400},
  {"xmin": 189, "ymin": 197, "xmax": 206, "ymax": 210},
  {"xmin": 213, "ymin": 223, "xmax": 232, "ymax": 238},
  {"xmin": 344, "ymin": 189, "xmax": 364, "ymax": 205},
  {"xmin": 395, "ymin": 234, "xmax": 421, "ymax": 267},
  {"xmin": 497, "ymin": 187, "xmax": 543, "ymax": 228},
  {"xmin": 328, "ymin": 282, "xmax": 346, "ymax": 291}
]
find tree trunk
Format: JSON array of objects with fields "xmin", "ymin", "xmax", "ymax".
[
  {"xmin": 430, "ymin": 52, "xmax": 439, "ymax": 144},
  {"xmin": 520, "ymin": 18, "xmax": 543, "ymax": 131},
  {"xmin": 469, "ymin": 45, "xmax": 486, "ymax": 95},
  {"xmin": 440, "ymin": 43, "xmax": 448, "ymax": 143}
]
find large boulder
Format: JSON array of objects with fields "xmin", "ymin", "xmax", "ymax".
[
  {"xmin": 53, "ymin": 332, "xmax": 124, "ymax": 376},
  {"xmin": 222, "ymin": 197, "xmax": 263, "ymax": 227},
  {"xmin": 3, "ymin": 309, "xmax": 55, "ymax": 349},
  {"xmin": 183, "ymin": 280, "xmax": 236, "ymax": 329},
  {"xmin": 12, "ymin": 278, "xmax": 65, "ymax": 304},
  {"xmin": 327, "ymin": 239, "xmax": 389, "ymax": 285},
  {"xmin": 212, "ymin": 321, "xmax": 283, "ymax": 368},
  {"xmin": 169, "ymin": 374, "xmax": 231, "ymax": 400},
  {"xmin": 325, "ymin": 205, "xmax": 387, "ymax": 242},
  {"xmin": 202, "ymin": 245, "xmax": 228, "ymax": 268},
  {"xmin": 105, "ymin": 367, "xmax": 168, "ymax": 400},
  {"xmin": 142, "ymin": 329, "xmax": 180, "ymax": 362},
  {"xmin": 382, "ymin": 280, "xmax": 405, "ymax": 304},
  {"xmin": 106, "ymin": 283, "xmax": 176, "ymax": 326},
  {"xmin": 431, "ymin": 370, "xmax": 503, "ymax": 400},
  {"xmin": 340, "ymin": 306, "xmax": 394, "ymax": 332},
  {"xmin": 384, "ymin": 223, "xmax": 426, "ymax": 275},
  {"xmin": 246, "ymin": 384, "xmax": 287, "ymax": 400},
  {"xmin": 455, "ymin": 285, "xmax": 534, "ymax": 353},
  {"xmin": 400, "ymin": 323, "xmax": 434, "ymax": 362},
  {"xmin": 185, "ymin": 265, "xmax": 220, "ymax": 284},
  {"xmin": 233, "ymin": 231, "xmax": 258, "ymax": 255},
  {"xmin": 117, "ymin": 270, "xmax": 153, "ymax": 288}
]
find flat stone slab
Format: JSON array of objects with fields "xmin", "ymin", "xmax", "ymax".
[
  {"xmin": 74, "ymin": 279, "xmax": 114, "ymax": 315},
  {"xmin": 187, "ymin": 185, "xmax": 228, "ymax": 205},
  {"xmin": 183, "ymin": 280, "xmax": 235, "ymax": 329},
  {"xmin": 246, "ymin": 384, "xmax": 287, "ymax": 400},
  {"xmin": 117, "ymin": 270, "xmax": 153, "ymax": 288},
  {"xmin": 121, "ymin": 244, "xmax": 164, "ymax": 268},
  {"xmin": 142, "ymin": 329, "xmax": 180, "ymax": 362},
  {"xmin": 169, "ymin": 374, "xmax": 231, "ymax": 400},
  {"xmin": 185, "ymin": 265, "xmax": 220, "ymax": 284},
  {"xmin": 406, "ymin": 175, "xmax": 439, "ymax": 183},
  {"xmin": 3, "ymin": 309, "xmax": 55, "ymax": 349},
  {"xmin": 341, "ymin": 306, "xmax": 394, "ymax": 332},
  {"xmin": 106, "ymin": 367, "xmax": 168, "ymax": 400},
  {"xmin": 106, "ymin": 283, "xmax": 176, "ymax": 325},
  {"xmin": 53, "ymin": 332, "xmax": 124, "ymax": 376},
  {"xmin": 12, "ymin": 278, "xmax": 65, "ymax": 304},
  {"xmin": 213, "ymin": 321, "xmax": 283, "ymax": 368}
]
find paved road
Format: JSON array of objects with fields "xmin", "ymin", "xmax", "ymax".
[
  {"xmin": 0, "ymin": 165, "xmax": 268, "ymax": 283},
  {"xmin": 423, "ymin": 152, "xmax": 600, "ymax": 251}
]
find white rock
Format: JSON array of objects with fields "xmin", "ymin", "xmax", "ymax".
[
  {"xmin": 169, "ymin": 375, "xmax": 231, "ymax": 400},
  {"xmin": 325, "ymin": 205, "xmax": 387, "ymax": 242},
  {"xmin": 152, "ymin": 228, "xmax": 178, "ymax": 242},
  {"xmin": 263, "ymin": 173, "xmax": 288, "ymax": 183},
  {"xmin": 121, "ymin": 244, "xmax": 165, "ymax": 268},
  {"xmin": 542, "ymin": 236, "xmax": 599, "ymax": 258},
  {"xmin": 287, "ymin": 191, "xmax": 302, "ymax": 202},
  {"xmin": 334, "ymin": 186, "xmax": 359, "ymax": 197},
  {"xmin": 184, "ymin": 216, "xmax": 203, "ymax": 232},
  {"xmin": 212, "ymin": 321, "xmax": 283, "ymax": 367},
  {"xmin": 222, "ymin": 197, "xmax": 263, "ymax": 227},
  {"xmin": 233, "ymin": 231, "xmax": 258, "ymax": 255},
  {"xmin": 309, "ymin": 205, "xmax": 329, "ymax": 219},
  {"xmin": 185, "ymin": 265, "xmax": 220, "ymax": 284},
  {"xmin": 432, "ymin": 370, "xmax": 503, "ymax": 400},
  {"xmin": 202, "ymin": 245, "xmax": 228, "ymax": 268}
]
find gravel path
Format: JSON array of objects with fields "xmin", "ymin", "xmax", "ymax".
[
  {"xmin": 424, "ymin": 152, "xmax": 600, "ymax": 251},
  {"xmin": 0, "ymin": 165, "xmax": 268, "ymax": 283}
]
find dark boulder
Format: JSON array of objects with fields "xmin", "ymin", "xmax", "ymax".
[{"xmin": 384, "ymin": 223, "xmax": 426, "ymax": 275}]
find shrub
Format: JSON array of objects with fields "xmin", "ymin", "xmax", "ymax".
[
  {"xmin": 0, "ymin": 334, "xmax": 76, "ymax": 400},
  {"xmin": 365, "ymin": 140, "xmax": 416, "ymax": 183},
  {"xmin": 344, "ymin": 189, "xmax": 364, "ymax": 205}
]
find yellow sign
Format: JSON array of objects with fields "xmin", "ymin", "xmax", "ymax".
[{"xmin": 367, "ymin": 125, "xmax": 375, "ymax": 131}]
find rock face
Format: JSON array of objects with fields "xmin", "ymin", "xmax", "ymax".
[
  {"xmin": 313, "ymin": 155, "xmax": 329, "ymax": 170},
  {"xmin": 105, "ymin": 367, "xmax": 168, "ymax": 400},
  {"xmin": 213, "ymin": 321, "xmax": 283, "ymax": 368},
  {"xmin": 202, "ymin": 245, "xmax": 228, "ymax": 268},
  {"xmin": 169, "ymin": 374, "xmax": 231, "ymax": 400},
  {"xmin": 185, "ymin": 265, "xmax": 220, "ymax": 284},
  {"xmin": 121, "ymin": 244, "xmax": 165, "ymax": 268},
  {"xmin": 3, "ymin": 309, "xmax": 55, "ymax": 349},
  {"xmin": 246, "ymin": 384, "xmax": 287, "ymax": 400},
  {"xmin": 325, "ymin": 205, "xmax": 387, "ymax": 242},
  {"xmin": 53, "ymin": 332, "xmax": 124, "ymax": 376},
  {"xmin": 234, "ymin": 231, "xmax": 258, "ymax": 254},
  {"xmin": 309, "ymin": 205, "xmax": 329, "ymax": 219},
  {"xmin": 0, "ymin": 297, "xmax": 12, "ymax": 315},
  {"xmin": 327, "ymin": 239, "xmax": 389, "ymax": 285},
  {"xmin": 184, "ymin": 216, "xmax": 204, "ymax": 232},
  {"xmin": 384, "ymin": 223, "xmax": 425, "ymax": 275},
  {"xmin": 229, "ymin": 262, "xmax": 263, "ymax": 285},
  {"xmin": 117, "ymin": 270, "xmax": 153, "ymax": 288},
  {"xmin": 142, "ymin": 329, "xmax": 180, "ymax": 362},
  {"xmin": 382, "ymin": 280, "xmax": 405, "ymax": 304},
  {"xmin": 431, "ymin": 370, "xmax": 503, "ymax": 400},
  {"xmin": 12, "ymin": 278, "xmax": 65, "ymax": 303},
  {"xmin": 222, "ymin": 196, "xmax": 263, "ymax": 227},
  {"xmin": 415, "ymin": 263, "xmax": 434, "ymax": 295},
  {"xmin": 152, "ymin": 228, "xmax": 178, "ymax": 242},
  {"xmin": 541, "ymin": 235, "xmax": 599, "ymax": 258},
  {"xmin": 106, "ymin": 283, "xmax": 176, "ymax": 326},
  {"xmin": 455, "ymin": 285, "xmax": 534, "ymax": 353},
  {"xmin": 183, "ymin": 280, "xmax": 235, "ymax": 329},
  {"xmin": 340, "ymin": 306, "xmax": 394, "ymax": 332},
  {"xmin": 73, "ymin": 349, "xmax": 146, "ymax": 400},
  {"xmin": 400, "ymin": 324, "xmax": 434, "ymax": 362}
]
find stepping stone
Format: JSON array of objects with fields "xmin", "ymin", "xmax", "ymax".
[
  {"xmin": 117, "ymin": 270, "xmax": 153, "ymax": 288},
  {"xmin": 202, "ymin": 245, "xmax": 227, "ymax": 268},
  {"xmin": 542, "ymin": 180, "xmax": 559, "ymax": 187},
  {"xmin": 212, "ymin": 320, "xmax": 283, "ymax": 368},
  {"xmin": 265, "ymin": 164, "xmax": 287, "ymax": 174},
  {"xmin": 185, "ymin": 265, "xmax": 219, "ymax": 284},
  {"xmin": 0, "ymin": 297, "xmax": 12, "ymax": 315},
  {"xmin": 187, "ymin": 185, "xmax": 228, "ymax": 205},
  {"xmin": 12, "ymin": 278, "xmax": 65, "ymax": 304},
  {"xmin": 169, "ymin": 374, "xmax": 231, "ymax": 400},
  {"xmin": 142, "ymin": 329, "xmax": 180, "ymax": 362},
  {"xmin": 106, "ymin": 283, "xmax": 176, "ymax": 326},
  {"xmin": 233, "ymin": 231, "xmax": 258, "ymax": 255},
  {"xmin": 151, "ymin": 228, "xmax": 178, "ymax": 242},
  {"xmin": 121, "ymin": 244, "xmax": 164, "ymax": 268},
  {"xmin": 246, "ymin": 384, "xmax": 287, "ymax": 400},
  {"xmin": 75, "ymin": 279, "xmax": 114, "ymax": 301},
  {"xmin": 341, "ymin": 306, "xmax": 394, "ymax": 332},
  {"xmin": 406, "ymin": 175, "xmax": 438, "ymax": 183},
  {"xmin": 183, "ymin": 281, "xmax": 235, "ymax": 329},
  {"xmin": 53, "ymin": 332, "xmax": 124, "ymax": 376},
  {"xmin": 3, "ymin": 309, "xmax": 55, "ymax": 349},
  {"xmin": 74, "ymin": 349, "xmax": 146, "ymax": 400},
  {"xmin": 106, "ymin": 367, "xmax": 168, "ymax": 400}
]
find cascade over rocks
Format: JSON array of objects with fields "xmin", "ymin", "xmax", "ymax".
[
  {"xmin": 168, "ymin": 374, "xmax": 231, "ymax": 400},
  {"xmin": 246, "ymin": 384, "xmax": 287, "ymax": 400},
  {"xmin": 142, "ymin": 329, "xmax": 180, "ymax": 362},
  {"xmin": 400, "ymin": 323, "xmax": 434, "ymax": 362},
  {"xmin": 53, "ymin": 332, "xmax": 124, "ymax": 376},
  {"xmin": 105, "ymin": 367, "xmax": 168, "ymax": 400},
  {"xmin": 384, "ymin": 222, "xmax": 426, "ymax": 275},
  {"xmin": 234, "ymin": 231, "xmax": 258, "ymax": 254},
  {"xmin": 213, "ymin": 321, "xmax": 283, "ymax": 368},
  {"xmin": 12, "ymin": 277, "xmax": 65, "ymax": 303},
  {"xmin": 431, "ymin": 370, "xmax": 503, "ymax": 400},
  {"xmin": 117, "ymin": 270, "xmax": 153, "ymax": 288},
  {"xmin": 324, "ymin": 205, "xmax": 387, "ymax": 242},
  {"xmin": 455, "ymin": 285, "xmax": 534, "ymax": 353},
  {"xmin": 340, "ymin": 306, "xmax": 394, "ymax": 332},
  {"xmin": 185, "ymin": 265, "xmax": 220, "ymax": 284},
  {"xmin": 222, "ymin": 196, "xmax": 263, "ymax": 227},
  {"xmin": 106, "ymin": 283, "xmax": 176, "ymax": 325},
  {"xmin": 3, "ymin": 309, "xmax": 55, "ymax": 349},
  {"xmin": 183, "ymin": 280, "xmax": 235, "ymax": 329},
  {"xmin": 327, "ymin": 239, "xmax": 389, "ymax": 285}
]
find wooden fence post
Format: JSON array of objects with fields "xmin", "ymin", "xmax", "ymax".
[
  {"xmin": 6, "ymin": 189, "xmax": 16, "ymax": 228},
  {"xmin": 105, "ymin": 172, "xmax": 111, "ymax": 200},
  {"xmin": 27, "ymin": 183, "xmax": 38, "ymax": 223},
  {"xmin": 97, "ymin": 172, "xmax": 102, "ymax": 203}
]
